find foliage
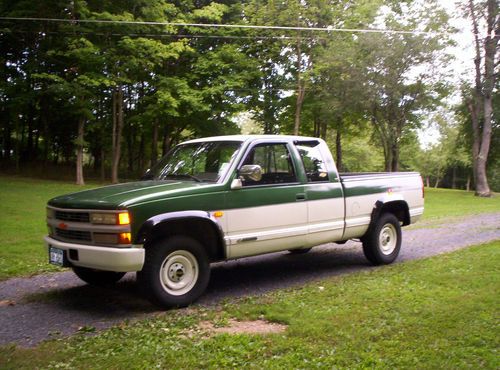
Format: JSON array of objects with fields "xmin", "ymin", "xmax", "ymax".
[
  {"xmin": 0, "ymin": 0, "xmax": 461, "ymax": 182},
  {"xmin": 1, "ymin": 241, "xmax": 499, "ymax": 368}
]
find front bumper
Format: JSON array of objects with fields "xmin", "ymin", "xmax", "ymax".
[{"xmin": 44, "ymin": 236, "xmax": 145, "ymax": 272}]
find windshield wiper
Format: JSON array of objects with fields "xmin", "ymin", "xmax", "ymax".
[{"xmin": 164, "ymin": 174, "xmax": 202, "ymax": 182}]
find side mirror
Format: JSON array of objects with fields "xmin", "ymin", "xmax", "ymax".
[{"xmin": 239, "ymin": 164, "xmax": 263, "ymax": 182}]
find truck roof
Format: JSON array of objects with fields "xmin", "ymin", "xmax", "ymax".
[{"xmin": 182, "ymin": 134, "xmax": 322, "ymax": 145}]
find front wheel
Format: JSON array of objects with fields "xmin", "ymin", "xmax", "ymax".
[
  {"xmin": 137, "ymin": 236, "xmax": 210, "ymax": 308},
  {"xmin": 362, "ymin": 213, "xmax": 402, "ymax": 265},
  {"xmin": 72, "ymin": 266, "xmax": 126, "ymax": 286}
]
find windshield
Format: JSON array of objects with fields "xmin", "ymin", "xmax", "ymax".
[{"xmin": 145, "ymin": 141, "xmax": 242, "ymax": 183}]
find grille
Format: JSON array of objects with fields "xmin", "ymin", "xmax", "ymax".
[
  {"xmin": 55, "ymin": 210, "xmax": 90, "ymax": 223},
  {"xmin": 55, "ymin": 228, "xmax": 91, "ymax": 242}
]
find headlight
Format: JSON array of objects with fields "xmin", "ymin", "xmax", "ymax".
[
  {"xmin": 90, "ymin": 213, "xmax": 117, "ymax": 224},
  {"xmin": 90, "ymin": 212, "xmax": 130, "ymax": 225}
]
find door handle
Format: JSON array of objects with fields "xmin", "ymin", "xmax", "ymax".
[{"xmin": 296, "ymin": 193, "xmax": 306, "ymax": 201}]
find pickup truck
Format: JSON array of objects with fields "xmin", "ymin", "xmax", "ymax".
[{"xmin": 45, "ymin": 135, "xmax": 424, "ymax": 308}]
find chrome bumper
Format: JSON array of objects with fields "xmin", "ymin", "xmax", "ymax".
[{"xmin": 44, "ymin": 236, "xmax": 145, "ymax": 272}]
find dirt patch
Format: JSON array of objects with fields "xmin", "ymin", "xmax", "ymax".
[{"xmin": 199, "ymin": 319, "xmax": 287, "ymax": 335}]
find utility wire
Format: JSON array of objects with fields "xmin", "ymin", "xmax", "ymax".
[
  {"xmin": 0, "ymin": 16, "xmax": 466, "ymax": 37},
  {"xmin": 3, "ymin": 29, "xmax": 324, "ymax": 41}
]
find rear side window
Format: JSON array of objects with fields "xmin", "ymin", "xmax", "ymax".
[
  {"xmin": 295, "ymin": 142, "xmax": 329, "ymax": 182},
  {"xmin": 241, "ymin": 143, "xmax": 297, "ymax": 185}
]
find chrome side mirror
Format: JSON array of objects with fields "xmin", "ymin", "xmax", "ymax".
[{"xmin": 239, "ymin": 164, "xmax": 263, "ymax": 182}]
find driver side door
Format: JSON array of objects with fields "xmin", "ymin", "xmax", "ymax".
[{"xmin": 223, "ymin": 142, "xmax": 308, "ymax": 258}]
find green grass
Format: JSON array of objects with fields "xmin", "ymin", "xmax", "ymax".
[
  {"xmin": 1, "ymin": 241, "xmax": 498, "ymax": 369},
  {"xmin": 0, "ymin": 176, "xmax": 99, "ymax": 280},
  {"xmin": 422, "ymin": 187, "xmax": 500, "ymax": 219},
  {"xmin": 0, "ymin": 175, "xmax": 499, "ymax": 281}
]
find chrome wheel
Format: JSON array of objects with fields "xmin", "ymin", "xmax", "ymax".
[
  {"xmin": 379, "ymin": 224, "xmax": 397, "ymax": 255},
  {"xmin": 159, "ymin": 250, "xmax": 199, "ymax": 296}
]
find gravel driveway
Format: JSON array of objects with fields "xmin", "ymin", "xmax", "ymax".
[{"xmin": 1, "ymin": 212, "xmax": 499, "ymax": 347}]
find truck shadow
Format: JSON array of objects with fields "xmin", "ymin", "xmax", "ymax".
[{"xmin": 25, "ymin": 243, "xmax": 369, "ymax": 314}]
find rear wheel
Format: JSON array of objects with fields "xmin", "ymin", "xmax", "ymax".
[
  {"xmin": 362, "ymin": 213, "xmax": 402, "ymax": 265},
  {"xmin": 137, "ymin": 236, "xmax": 210, "ymax": 308},
  {"xmin": 72, "ymin": 267, "xmax": 126, "ymax": 286}
]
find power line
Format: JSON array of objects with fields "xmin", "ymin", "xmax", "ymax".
[
  {"xmin": 0, "ymin": 16, "xmax": 459, "ymax": 37},
  {"xmin": 4, "ymin": 29, "xmax": 324, "ymax": 41}
]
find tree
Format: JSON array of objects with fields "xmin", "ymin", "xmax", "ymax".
[
  {"xmin": 359, "ymin": 1, "xmax": 452, "ymax": 171},
  {"xmin": 464, "ymin": 0, "xmax": 499, "ymax": 197}
]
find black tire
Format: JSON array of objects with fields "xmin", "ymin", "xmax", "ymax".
[
  {"xmin": 72, "ymin": 266, "xmax": 126, "ymax": 286},
  {"xmin": 137, "ymin": 236, "xmax": 210, "ymax": 309},
  {"xmin": 288, "ymin": 247, "xmax": 312, "ymax": 254},
  {"xmin": 362, "ymin": 213, "xmax": 402, "ymax": 265}
]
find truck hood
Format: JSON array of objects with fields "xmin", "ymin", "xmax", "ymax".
[{"xmin": 48, "ymin": 180, "xmax": 216, "ymax": 210}]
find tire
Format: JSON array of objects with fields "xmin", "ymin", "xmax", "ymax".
[
  {"xmin": 362, "ymin": 213, "xmax": 402, "ymax": 265},
  {"xmin": 288, "ymin": 247, "xmax": 312, "ymax": 254},
  {"xmin": 72, "ymin": 266, "xmax": 126, "ymax": 286},
  {"xmin": 137, "ymin": 236, "xmax": 210, "ymax": 309}
]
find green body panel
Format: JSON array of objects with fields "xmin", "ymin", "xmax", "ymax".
[
  {"xmin": 225, "ymin": 183, "xmax": 305, "ymax": 210},
  {"xmin": 305, "ymin": 182, "xmax": 344, "ymax": 201}
]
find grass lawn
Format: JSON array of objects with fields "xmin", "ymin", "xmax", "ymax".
[
  {"xmin": 0, "ymin": 175, "xmax": 499, "ymax": 280},
  {"xmin": 1, "ymin": 241, "xmax": 498, "ymax": 369},
  {"xmin": 422, "ymin": 187, "xmax": 500, "ymax": 219},
  {"xmin": 0, "ymin": 176, "xmax": 99, "ymax": 280}
]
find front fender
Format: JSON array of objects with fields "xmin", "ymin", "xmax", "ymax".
[{"xmin": 134, "ymin": 210, "xmax": 224, "ymax": 246}]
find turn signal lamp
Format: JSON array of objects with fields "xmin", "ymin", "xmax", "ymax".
[
  {"xmin": 118, "ymin": 212, "xmax": 130, "ymax": 225},
  {"xmin": 118, "ymin": 233, "xmax": 132, "ymax": 244}
]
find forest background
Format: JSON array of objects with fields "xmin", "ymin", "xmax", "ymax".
[{"xmin": 0, "ymin": 0, "xmax": 498, "ymax": 194}]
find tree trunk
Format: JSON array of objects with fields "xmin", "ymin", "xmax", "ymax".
[
  {"xmin": 162, "ymin": 125, "xmax": 171, "ymax": 156},
  {"xmin": 451, "ymin": 167, "xmax": 457, "ymax": 189},
  {"xmin": 100, "ymin": 147, "xmax": 105, "ymax": 182},
  {"xmin": 391, "ymin": 143, "xmax": 399, "ymax": 172},
  {"xmin": 434, "ymin": 178, "xmax": 440, "ymax": 188},
  {"xmin": 293, "ymin": 37, "xmax": 306, "ymax": 136},
  {"xmin": 320, "ymin": 120, "xmax": 327, "ymax": 140},
  {"xmin": 111, "ymin": 88, "xmax": 124, "ymax": 184},
  {"xmin": 335, "ymin": 130, "xmax": 343, "ymax": 172},
  {"xmin": 76, "ymin": 117, "xmax": 85, "ymax": 186},
  {"xmin": 151, "ymin": 119, "xmax": 158, "ymax": 167},
  {"xmin": 466, "ymin": 174, "xmax": 471, "ymax": 192},
  {"xmin": 467, "ymin": 0, "xmax": 497, "ymax": 197},
  {"xmin": 426, "ymin": 176, "xmax": 430, "ymax": 188},
  {"xmin": 138, "ymin": 132, "xmax": 145, "ymax": 175}
]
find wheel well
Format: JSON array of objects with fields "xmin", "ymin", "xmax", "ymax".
[
  {"xmin": 145, "ymin": 218, "xmax": 225, "ymax": 262},
  {"xmin": 378, "ymin": 201, "xmax": 410, "ymax": 226}
]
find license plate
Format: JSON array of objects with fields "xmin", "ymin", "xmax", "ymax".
[{"xmin": 49, "ymin": 246, "xmax": 64, "ymax": 266}]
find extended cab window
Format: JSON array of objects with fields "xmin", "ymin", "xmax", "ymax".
[
  {"xmin": 241, "ymin": 143, "xmax": 297, "ymax": 186},
  {"xmin": 296, "ymin": 142, "xmax": 329, "ymax": 182}
]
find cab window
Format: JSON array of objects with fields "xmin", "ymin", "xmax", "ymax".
[
  {"xmin": 295, "ymin": 142, "xmax": 329, "ymax": 182},
  {"xmin": 241, "ymin": 143, "xmax": 297, "ymax": 186}
]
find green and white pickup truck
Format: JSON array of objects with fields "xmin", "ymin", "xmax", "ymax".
[{"xmin": 45, "ymin": 135, "xmax": 424, "ymax": 307}]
